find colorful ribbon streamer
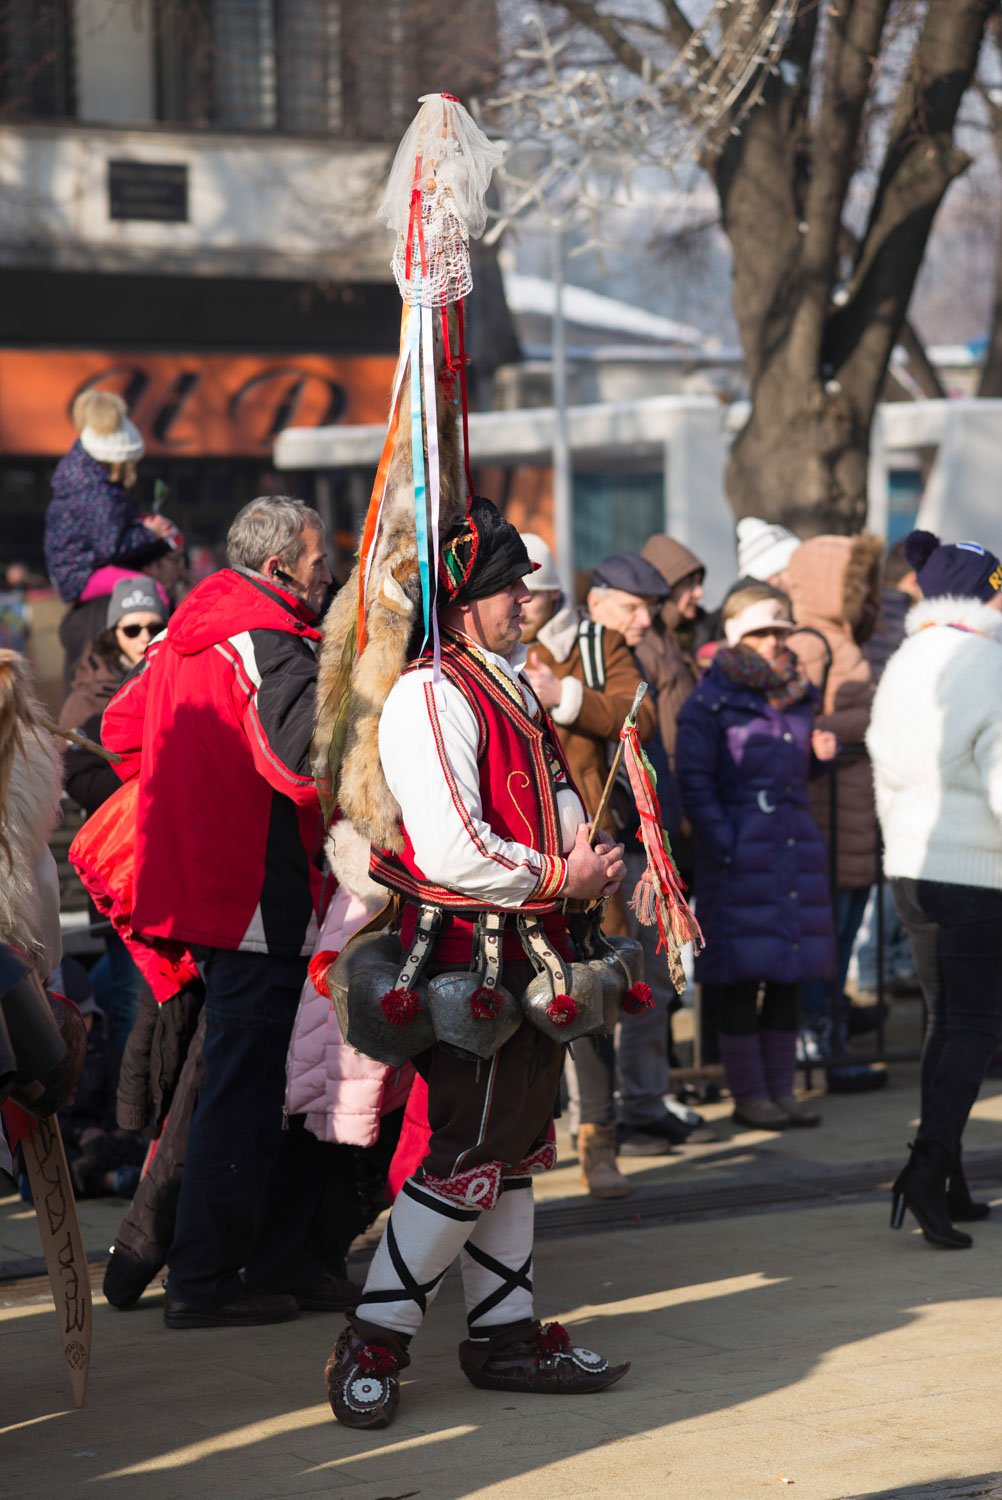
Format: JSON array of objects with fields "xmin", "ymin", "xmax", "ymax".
[
  {"xmin": 421, "ymin": 303, "xmax": 443, "ymax": 676},
  {"xmin": 621, "ymin": 721, "xmax": 704, "ymax": 961},
  {"xmin": 409, "ymin": 302, "xmax": 431, "ymax": 649}
]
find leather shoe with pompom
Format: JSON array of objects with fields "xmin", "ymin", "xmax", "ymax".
[
  {"xmin": 458, "ymin": 1319, "xmax": 629, "ymax": 1394},
  {"xmin": 324, "ymin": 1314, "xmax": 411, "ymax": 1428}
]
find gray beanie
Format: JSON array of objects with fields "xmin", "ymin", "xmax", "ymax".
[{"xmin": 107, "ymin": 577, "xmax": 166, "ymax": 629}]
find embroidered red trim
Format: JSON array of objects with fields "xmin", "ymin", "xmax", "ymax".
[
  {"xmin": 514, "ymin": 1141, "xmax": 558, "ymax": 1175},
  {"xmin": 308, "ymin": 950, "xmax": 340, "ymax": 1000},
  {"xmin": 623, "ymin": 982, "xmax": 654, "ymax": 1015},
  {"xmin": 423, "ymin": 1161, "xmax": 503, "ymax": 1211},
  {"xmin": 546, "ymin": 994, "xmax": 578, "ymax": 1026},
  {"xmin": 357, "ymin": 1344, "xmax": 398, "ymax": 1376},
  {"xmin": 380, "ymin": 987, "xmax": 424, "ymax": 1025},
  {"xmin": 470, "ymin": 986, "xmax": 503, "ymax": 1020}
]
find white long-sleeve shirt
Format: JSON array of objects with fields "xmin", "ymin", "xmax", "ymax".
[{"xmin": 378, "ymin": 636, "xmax": 585, "ymax": 907}]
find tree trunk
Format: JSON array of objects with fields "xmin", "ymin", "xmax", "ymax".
[
  {"xmin": 552, "ymin": 0, "xmax": 997, "ymax": 533},
  {"xmin": 724, "ymin": 0, "xmax": 993, "ymax": 534}
]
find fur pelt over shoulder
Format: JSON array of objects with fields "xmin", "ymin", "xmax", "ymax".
[
  {"xmin": 313, "ymin": 305, "xmax": 467, "ymax": 853},
  {"xmin": 0, "ymin": 662, "xmax": 63, "ymax": 963}
]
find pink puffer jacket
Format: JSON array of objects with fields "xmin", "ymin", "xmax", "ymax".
[{"xmin": 285, "ymin": 885, "xmax": 413, "ymax": 1146}]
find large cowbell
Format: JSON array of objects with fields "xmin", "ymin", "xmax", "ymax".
[
  {"xmin": 425, "ymin": 911, "xmax": 522, "ymax": 1062},
  {"xmin": 568, "ymin": 905, "xmax": 644, "ymax": 1031},
  {"xmin": 516, "ymin": 915, "xmax": 603, "ymax": 1043},
  {"xmin": 335, "ymin": 907, "xmax": 441, "ymax": 1067}
]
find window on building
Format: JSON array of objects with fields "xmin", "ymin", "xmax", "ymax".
[
  {"xmin": 0, "ymin": 0, "xmax": 74, "ymax": 120},
  {"xmin": 156, "ymin": 0, "xmax": 496, "ymax": 138},
  {"xmin": 572, "ymin": 471, "xmax": 665, "ymax": 575}
]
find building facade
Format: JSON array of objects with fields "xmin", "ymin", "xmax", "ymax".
[{"xmin": 0, "ymin": 0, "xmax": 496, "ymax": 575}]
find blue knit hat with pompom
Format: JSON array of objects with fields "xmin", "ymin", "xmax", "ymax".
[{"xmin": 904, "ymin": 530, "xmax": 1002, "ymax": 604}]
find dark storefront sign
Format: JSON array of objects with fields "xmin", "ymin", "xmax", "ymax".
[{"xmin": 108, "ymin": 160, "xmax": 189, "ymax": 222}]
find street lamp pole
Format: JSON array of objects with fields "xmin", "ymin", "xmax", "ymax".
[{"xmin": 550, "ymin": 221, "xmax": 574, "ymax": 601}]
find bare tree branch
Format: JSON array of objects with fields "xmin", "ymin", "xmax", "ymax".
[{"xmin": 554, "ymin": 0, "xmax": 650, "ymax": 77}]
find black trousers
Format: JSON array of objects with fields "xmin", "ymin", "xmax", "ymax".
[
  {"xmin": 165, "ymin": 947, "xmax": 329, "ymax": 1305},
  {"xmin": 891, "ymin": 877, "xmax": 1002, "ymax": 1155},
  {"xmin": 702, "ymin": 981, "xmax": 799, "ymax": 1036}
]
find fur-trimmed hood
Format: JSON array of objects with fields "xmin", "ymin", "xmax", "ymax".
[
  {"xmin": 787, "ymin": 532, "xmax": 883, "ymax": 644},
  {"xmin": 535, "ymin": 603, "xmax": 580, "ymax": 664},
  {"xmin": 904, "ymin": 594, "xmax": 1002, "ymax": 643}
]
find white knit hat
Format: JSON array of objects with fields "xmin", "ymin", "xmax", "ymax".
[
  {"xmin": 521, "ymin": 532, "xmax": 561, "ymax": 591},
  {"xmin": 724, "ymin": 596, "xmax": 796, "ymax": 647},
  {"xmin": 736, "ymin": 517, "xmax": 799, "ymax": 581},
  {"xmin": 80, "ymin": 414, "xmax": 145, "ymax": 465}
]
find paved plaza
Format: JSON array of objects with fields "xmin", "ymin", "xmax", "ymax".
[{"xmin": 4, "ymin": 1053, "xmax": 1002, "ymax": 1500}]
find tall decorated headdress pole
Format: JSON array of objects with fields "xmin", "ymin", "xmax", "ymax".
[{"xmin": 313, "ymin": 96, "xmax": 503, "ymax": 850}]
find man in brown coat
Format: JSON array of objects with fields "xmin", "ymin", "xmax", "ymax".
[
  {"xmin": 521, "ymin": 547, "xmax": 661, "ymax": 842},
  {"xmin": 520, "ymin": 540, "xmax": 703, "ymax": 1189}
]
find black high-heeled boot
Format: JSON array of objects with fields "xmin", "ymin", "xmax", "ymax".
[
  {"xmin": 946, "ymin": 1147, "xmax": 990, "ymax": 1223},
  {"xmin": 890, "ymin": 1140, "xmax": 973, "ymax": 1249}
]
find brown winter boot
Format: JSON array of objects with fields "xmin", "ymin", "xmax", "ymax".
[{"xmin": 578, "ymin": 1123, "xmax": 632, "ymax": 1198}]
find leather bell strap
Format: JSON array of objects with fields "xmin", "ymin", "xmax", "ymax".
[
  {"xmin": 515, "ymin": 915, "xmax": 570, "ymax": 997},
  {"xmin": 472, "ymin": 911, "xmax": 505, "ymax": 995},
  {"xmin": 393, "ymin": 904, "xmax": 444, "ymax": 992}
]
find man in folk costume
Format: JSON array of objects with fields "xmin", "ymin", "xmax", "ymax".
[
  {"xmin": 312, "ymin": 96, "xmax": 697, "ymax": 1427},
  {"xmin": 323, "ymin": 499, "xmax": 632, "ymax": 1425}
]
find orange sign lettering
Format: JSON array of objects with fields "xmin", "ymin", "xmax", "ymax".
[{"xmin": 0, "ymin": 350, "xmax": 396, "ymax": 458}]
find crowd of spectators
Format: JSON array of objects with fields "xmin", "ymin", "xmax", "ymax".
[{"xmin": 9, "ymin": 385, "xmax": 999, "ymax": 1334}]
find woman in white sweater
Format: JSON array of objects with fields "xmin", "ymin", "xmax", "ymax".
[{"xmin": 867, "ymin": 530, "xmax": 1002, "ymax": 1250}]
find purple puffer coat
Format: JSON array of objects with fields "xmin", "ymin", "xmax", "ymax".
[
  {"xmin": 44, "ymin": 440, "xmax": 155, "ymax": 603},
  {"xmin": 675, "ymin": 660, "xmax": 835, "ymax": 986}
]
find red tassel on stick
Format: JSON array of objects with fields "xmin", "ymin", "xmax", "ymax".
[{"xmin": 620, "ymin": 720, "xmax": 704, "ymax": 992}]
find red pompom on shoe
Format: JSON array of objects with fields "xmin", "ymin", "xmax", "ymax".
[
  {"xmin": 356, "ymin": 1343, "xmax": 399, "ymax": 1376},
  {"xmin": 308, "ymin": 950, "xmax": 340, "ymax": 999},
  {"xmin": 535, "ymin": 1321, "xmax": 571, "ymax": 1357},
  {"xmin": 470, "ymin": 986, "xmax": 502, "ymax": 1020},
  {"xmin": 380, "ymin": 987, "xmax": 424, "ymax": 1026},
  {"xmin": 623, "ymin": 982, "xmax": 653, "ymax": 1015},
  {"xmin": 546, "ymin": 994, "xmax": 578, "ymax": 1026}
]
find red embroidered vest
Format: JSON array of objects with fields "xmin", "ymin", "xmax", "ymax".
[{"xmin": 370, "ymin": 636, "xmax": 579, "ymax": 960}]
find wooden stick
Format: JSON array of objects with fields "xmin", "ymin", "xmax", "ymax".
[
  {"xmin": 588, "ymin": 681, "xmax": 648, "ymax": 847},
  {"xmin": 20, "ymin": 1115, "xmax": 93, "ymax": 1407},
  {"xmin": 37, "ymin": 715, "xmax": 121, "ymax": 765}
]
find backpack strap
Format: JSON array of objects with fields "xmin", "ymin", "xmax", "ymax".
[{"xmin": 576, "ymin": 619, "xmax": 606, "ymax": 691}]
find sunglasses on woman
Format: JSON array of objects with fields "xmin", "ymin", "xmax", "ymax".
[{"xmin": 117, "ymin": 622, "xmax": 158, "ymax": 639}]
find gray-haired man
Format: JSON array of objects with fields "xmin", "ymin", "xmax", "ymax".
[{"xmin": 103, "ymin": 496, "xmax": 356, "ymax": 1328}]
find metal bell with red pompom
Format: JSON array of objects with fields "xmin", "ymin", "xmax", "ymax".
[
  {"xmin": 308, "ymin": 949, "xmax": 340, "ymax": 1000},
  {"xmin": 545, "ymin": 994, "xmax": 578, "ymax": 1027},
  {"xmin": 469, "ymin": 986, "xmax": 503, "ymax": 1020},
  {"xmin": 380, "ymin": 987, "xmax": 425, "ymax": 1026},
  {"xmin": 622, "ymin": 982, "xmax": 654, "ymax": 1015}
]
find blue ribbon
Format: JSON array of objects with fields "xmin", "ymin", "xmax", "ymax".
[{"xmin": 409, "ymin": 306, "xmax": 431, "ymax": 650}]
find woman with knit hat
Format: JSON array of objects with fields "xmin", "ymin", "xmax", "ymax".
[
  {"xmin": 45, "ymin": 390, "xmax": 174, "ymax": 689},
  {"xmin": 676, "ymin": 585, "xmax": 837, "ymax": 1129},
  {"xmin": 60, "ymin": 575, "xmax": 168, "ymax": 1056},
  {"xmin": 868, "ymin": 530, "xmax": 1002, "ymax": 1249},
  {"xmin": 60, "ymin": 576, "xmax": 167, "ymax": 816}
]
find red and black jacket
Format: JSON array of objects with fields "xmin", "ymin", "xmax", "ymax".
[{"xmin": 102, "ymin": 567, "xmax": 329, "ymax": 957}]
